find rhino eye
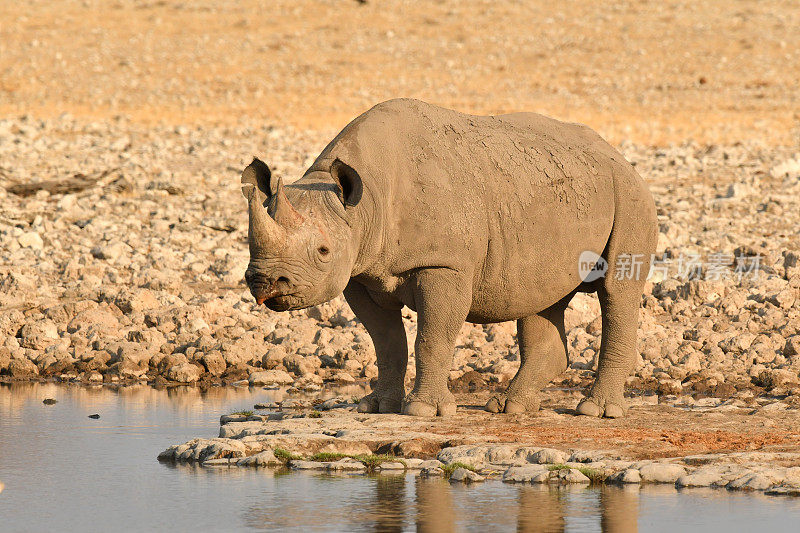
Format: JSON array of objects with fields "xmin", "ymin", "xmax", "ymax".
[{"xmin": 318, "ymin": 246, "xmax": 330, "ymax": 256}]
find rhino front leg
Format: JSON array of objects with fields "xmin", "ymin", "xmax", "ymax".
[
  {"xmin": 485, "ymin": 296, "xmax": 570, "ymax": 414},
  {"xmin": 344, "ymin": 281, "xmax": 408, "ymax": 414},
  {"xmin": 402, "ymin": 268, "xmax": 471, "ymax": 417}
]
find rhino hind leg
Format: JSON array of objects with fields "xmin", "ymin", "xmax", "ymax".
[
  {"xmin": 485, "ymin": 296, "xmax": 570, "ymax": 414},
  {"xmin": 575, "ymin": 284, "xmax": 643, "ymax": 418},
  {"xmin": 576, "ymin": 169, "xmax": 657, "ymax": 418},
  {"xmin": 343, "ymin": 282, "xmax": 408, "ymax": 414}
]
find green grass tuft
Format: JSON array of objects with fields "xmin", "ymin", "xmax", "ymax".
[
  {"xmin": 354, "ymin": 454, "xmax": 406, "ymax": 469},
  {"xmin": 440, "ymin": 462, "xmax": 476, "ymax": 476},
  {"xmin": 301, "ymin": 452, "xmax": 406, "ymax": 470},
  {"xmin": 577, "ymin": 467, "xmax": 605, "ymax": 483},
  {"xmin": 308, "ymin": 410, "xmax": 322, "ymax": 418},
  {"xmin": 273, "ymin": 448, "xmax": 301, "ymax": 462},
  {"xmin": 269, "ymin": 448, "xmax": 406, "ymax": 471},
  {"xmin": 308, "ymin": 452, "xmax": 349, "ymax": 462},
  {"xmin": 547, "ymin": 463, "xmax": 605, "ymax": 483},
  {"xmin": 228, "ymin": 410, "xmax": 253, "ymax": 417}
]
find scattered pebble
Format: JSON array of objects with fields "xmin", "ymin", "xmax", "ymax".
[
  {"xmin": 449, "ymin": 468, "xmax": 484, "ymax": 483},
  {"xmin": 0, "ymin": 115, "xmax": 798, "ymax": 411}
]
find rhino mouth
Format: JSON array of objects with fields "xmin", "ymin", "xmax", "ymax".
[{"xmin": 263, "ymin": 294, "xmax": 303, "ymax": 311}]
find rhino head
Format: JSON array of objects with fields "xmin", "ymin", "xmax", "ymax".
[{"xmin": 241, "ymin": 157, "xmax": 363, "ymax": 311}]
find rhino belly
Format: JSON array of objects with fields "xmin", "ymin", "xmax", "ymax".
[{"xmin": 466, "ymin": 193, "xmax": 614, "ymax": 324}]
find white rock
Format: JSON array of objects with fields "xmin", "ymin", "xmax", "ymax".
[
  {"xmin": 160, "ymin": 438, "xmax": 247, "ymax": 463},
  {"xmin": 249, "ymin": 370, "xmax": 294, "ymax": 386},
  {"xmin": 332, "ymin": 371, "xmax": 355, "ymax": 384},
  {"xmin": 218, "ymin": 421, "xmax": 269, "ymax": 438},
  {"xmin": 237, "ymin": 450, "xmax": 281, "ymax": 467},
  {"xmin": 186, "ymin": 317, "xmax": 210, "ymax": 333},
  {"xmin": 760, "ymin": 402, "xmax": 788, "ymax": 412},
  {"xmin": 771, "ymin": 157, "xmax": 800, "ymax": 179},
  {"xmin": 18, "ymin": 231, "xmax": 43, "ymax": 249},
  {"xmin": 166, "ymin": 362, "xmax": 201, "ymax": 382},
  {"xmin": 450, "ymin": 467, "xmax": 484, "ymax": 483},
  {"xmin": 529, "ymin": 448, "xmax": 568, "ymax": 465},
  {"xmin": 376, "ymin": 461, "xmax": 406, "ymax": 471},
  {"xmin": 638, "ymin": 463, "xmax": 686, "ymax": 483},
  {"xmin": 503, "ymin": 465, "xmax": 550, "ymax": 483},
  {"xmin": 676, "ymin": 468, "xmax": 724, "ymax": 487},
  {"xmin": 555, "ymin": 468, "xmax": 591, "ymax": 484},
  {"xmin": 202, "ymin": 458, "xmax": 237, "ymax": 466},
  {"xmin": 289, "ymin": 460, "xmax": 326, "ymax": 470},
  {"xmin": 765, "ymin": 486, "xmax": 800, "ymax": 496},
  {"xmin": 326, "ymin": 458, "xmax": 366, "ymax": 471},
  {"xmin": 727, "ymin": 473, "xmax": 773, "ymax": 491},
  {"xmin": 420, "ymin": 466, "xmax": 444, "ymax": 477},
  {"xmin": 568, "ymin": 450, "xmax": 608, "ymax": 463},
  {"xmin": 437, "ymin": 445, "xmax": 489, "ymax": 469},
  {"xmin": 723, "ymin": 182, "xmax": 751, "ymax": 199},
  {"xmin": 416, "ymin": 459, "xmax": 444, "ymax": 470},
  {"xmin": 92, "ymin": 241, "xmax": 131, "ymax": 262},
  {"xmin": 531, "ymin": 471, "xmax": 551, "ymax": 483},
  {"xmin": 485, "ymin": 445, "xmax": 517, "ymax": 464},
  {"xmin": 611, "ymin": 468, "xmax": 641, "ymax": 483}
]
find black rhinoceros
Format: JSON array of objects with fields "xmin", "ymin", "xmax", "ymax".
[{"xmin": 241, "ymin": 98, "xmax": 657, "ymax": 418}]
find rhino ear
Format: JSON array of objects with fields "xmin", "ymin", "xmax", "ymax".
[
  {"xmin": 241, "ymin": 157, "xmax": 273, "ymax": 203},
  {"xmin": 329, "ymin": 158, "xmax": 363, "ymax": 208}
]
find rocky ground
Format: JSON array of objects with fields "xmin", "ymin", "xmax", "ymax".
[
  {"xmin": 2, "ymin": 115, "xmax": 800, "ymax": 410},
  {"xmin": 157, "ymin": 390, "xmax": 800, "ymax": 496}
]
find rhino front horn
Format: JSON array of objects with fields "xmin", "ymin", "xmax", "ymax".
[
  {"xmin": 269, "ymin": 176, "xmax": 305, "ymax": 228},
  {"xmin": 247, "ymin": 186, "xmax": 286, "ymax": 250}
]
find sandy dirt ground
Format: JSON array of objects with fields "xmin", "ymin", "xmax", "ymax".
[
  {"xmin": 1, "ymin": 0, "xmax": 799, "ymax": 144},
  {"xmin": 2, "ymin": 0, "xmax": 800, "ymax": 463}
]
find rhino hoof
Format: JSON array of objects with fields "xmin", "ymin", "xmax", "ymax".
[
  {"xmin": 576, "ymin": 398, "xmax": 626, "ymax": 418},
  {"xmin": 438, "ymin": 401, "xmax": 457, "ymax": 417},
  {"xmin": 402, "ymin": 401, "xmax": 437, "ymax": 417},
  {"xmin": 357, "ymin": 398, "xmax": 378, "ymax": 413},
  {"xmin": 402, "ymin": 400, "xmax": 456, "ymax": 417},
  {"xmin": 378, "ymin": 398, "xmax": 402, "ymax": 414},
  {"xmin": 485, "ymin": 394, "xmax": 539, "ymax": 414},
  {"xmin": 358, "ymin": 393, "xmax": 402, "ymax": 414},
  {"xmin": 485, "ymin": 396, "xmax": 504, "ymax": 413},
  {"xmin": 603, "ymin": 403, "xmax": 625, "ymax": 418},
  {"xmin": 503, "ymin": 399, "xmax": 527, "ymax": 414},
  {"xmin": 575, "ymin": 399, "xmax": 603, "ymax": 417}
]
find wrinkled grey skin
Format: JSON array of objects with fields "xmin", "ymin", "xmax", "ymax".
[{"xmin": 242, "ymin": 98, "xmax": 657, "ymax": 418}]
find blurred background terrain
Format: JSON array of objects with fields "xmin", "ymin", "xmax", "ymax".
[{"xmin": 1, "ymin": 0, "xmax": 798, "ymax": 145}]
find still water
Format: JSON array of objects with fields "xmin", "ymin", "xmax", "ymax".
[{"xmin": 1, "ymin": 383, "xmax": 800, "ymax": 532}]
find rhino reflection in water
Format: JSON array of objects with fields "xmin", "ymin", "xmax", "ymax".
[{"xmin": 242, "ymin": 98, "xmax": 657, "ymax": 419}]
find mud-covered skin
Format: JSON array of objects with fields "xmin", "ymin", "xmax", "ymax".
[{"xmin": 242, "ymin": 98, "xmax": 657, "ymax": 418}]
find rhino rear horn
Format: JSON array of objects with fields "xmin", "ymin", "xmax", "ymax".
[{"xmin": 269, "ymin": 176, "xmax": 305, "ymax": 228}]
